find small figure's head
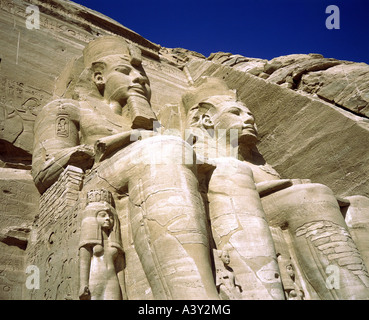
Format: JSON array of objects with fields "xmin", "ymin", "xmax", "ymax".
[
  {"xmin": 220, "ymin": 250, "xmax": 231, "ymax": 265},
  {"xmin": 286, "ymin": 263, "xmax": 295, "ymax": 280},
  {"xmin": 83, "ymin": 36, "xmax": 151, "ymax": 106},
  {"xmin": 79, "ymin": 189, "xmax": 123, "ymax": 251},
  {"xmin": 183, "ymin": 77, "xmax": 258, "ymax": 147},
  {"xmin": 96, "ymin": 207, "xmax": 115, "ymax": 232}
]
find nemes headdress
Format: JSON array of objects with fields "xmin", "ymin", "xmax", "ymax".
[
  {"xmin": 83, "ymin": 35, "xmax": 142, "ymax": 68},
  {"xmin": 182, "ymin": 77, "xmax": 237, "ymax": 115}
]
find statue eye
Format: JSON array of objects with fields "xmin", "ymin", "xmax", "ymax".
[
  {"xmin": 115, "ymin": 66, "xmax": 131, "ymax": 75},
  {"xmin": 97, "ymin": 211, "xmax": 108, "ymax": 217},
  {"xmin": 229, "ymin": 108, "xmax": 240, "ymax": 115}
]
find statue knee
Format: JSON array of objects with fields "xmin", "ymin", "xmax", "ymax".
[
  {"xmin": 273, "ymin": 183, "xmax": 337, "ymax": 207},
  {"xmin": 262, "ymin": 182, "xmax": 344, "ymax": 229}
]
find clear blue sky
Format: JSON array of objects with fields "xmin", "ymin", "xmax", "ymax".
[{"xmin": 73, "ymin": 0, "xmax": 369, "ymax": 64}]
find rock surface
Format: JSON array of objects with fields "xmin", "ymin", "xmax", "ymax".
[
  {"xmin": 0, "ymin": 168, "xmax": 38, "ymax": 299},
  {"xmin": 206, "ymin": 52, "xmax": 369, "ymax": 119}
]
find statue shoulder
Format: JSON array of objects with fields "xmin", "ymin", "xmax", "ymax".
[{"xmin": 36, "ymin": 99, "xmax": 81, "ymax": 123}]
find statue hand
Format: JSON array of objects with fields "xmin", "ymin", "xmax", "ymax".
[
  {"xmin": 94, "ymin": 129, "xmax": 159, "ymax": 163},
  {"xmin": 79, "ymin": 285, "xmax": 91, "ymax": 300},
  {"xmin": 68, "ymin": 145, "xmax": 95, "ymax": 169}
]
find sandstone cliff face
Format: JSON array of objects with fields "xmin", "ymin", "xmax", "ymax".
[
  {"xmin": 206, "ymin": 52, "xmax": 369, "ymax": 119},
  {"xmin": 0, "ymin": 0, "xmax": 368, "ymax": 299}
]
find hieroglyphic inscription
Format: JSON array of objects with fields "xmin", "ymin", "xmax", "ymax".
[
  {"xmin": 0, "ymin": 77, "xmax": 49, "ymax": 115},
  {"xmin": 25, "ymin": 166, "xmax": 83, "ymax": 300},
  {"xmin": 0, "ymin": 76, "xmax": 51, "ymax": 151},
  {"xmin": 0, "ymin": 0, "xmax": 97, "ymax": 43},
  {"xmin": 143, "ymin": 59, "xmax": 185, "ymax": 78},
  {"xmin": 56, "ymin": 115, "xmax": 69, "ymax": 137}
]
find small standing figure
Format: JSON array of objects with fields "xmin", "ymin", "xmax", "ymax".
[
  {"xmin": 79, "ymin": 189, "xmax": 126, "ymax": 300},
  {"xmin": 285, "ymin": 263, "xmax": 305, "ymax": 300},
  {"xmin": 214, "ymin": 249, "xmax": 242, "ymax": 300},
  {"xmin": 277, "ymin": 255, "xmax": 304, "ymax": 300}
]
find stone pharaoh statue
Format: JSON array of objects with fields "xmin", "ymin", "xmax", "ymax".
[
  {"xmin": 182, "ymin": 77, "xmax": 286, "ymax": 299},
  {"xmin": 181, "ymin": 77, "xmax": 369, "ymax": 300},
  {"xmin": 32, "ymin": 36, "xmax": 220, "ymax": 300}
]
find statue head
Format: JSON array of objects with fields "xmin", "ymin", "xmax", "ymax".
[
  {"xmin": 220, "ymin": 250, "xmax": 231, "ymax": 266},
  {"xmin": 83, "ymin": 36, "xmax": 151, "ymax": 107},
  {"xmin": 182, "ymin": 77, "xmax": 258, "ymax": 147},
  {"xmin": 286, "ymin": 263, "xmax": 295, "ymax": 281},
  {"xmin": 79, "ymin": 189, "xmax": 123, "ymax": 251},
  {"xmin": 95, "ymin": 207, "xmax": 115, "ymax": 232}
]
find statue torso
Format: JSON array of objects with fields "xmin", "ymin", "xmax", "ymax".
[{"xmin": 78, "ymin": 100, "xmax": 132, "ymax": 146}]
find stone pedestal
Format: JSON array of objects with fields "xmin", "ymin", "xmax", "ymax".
[{"xmin": 24, "ymin": 166, "xmax": 83, "ymax": 300}]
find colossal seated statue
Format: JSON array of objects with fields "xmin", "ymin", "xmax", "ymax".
[
  {"xmin": 32, "ymin": 36, "xmax": 220, "ymax": 300},
  {"xmin": 181, "ymin": 77, "xmax": 369, "ymax": 300},
  {"xmin": 182, "ymin": 77, "xmax": 286, "ymax": 299}
]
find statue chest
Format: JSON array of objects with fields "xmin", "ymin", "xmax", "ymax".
[{"xmin": 79, "ymin": 102, "xmax": 131, "ymax": 145}]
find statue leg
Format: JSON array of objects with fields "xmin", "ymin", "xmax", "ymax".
[
  {"xmin": 262, "ymin": 183, "xmax": 369, "ymax": 300},
  {"xmin": 344, "ymin": 195, "xmax": 369, "ymax": 271},
  {"xmin": 85, "ymin": 136, "xmax": 218, "ymax": 299},
  {"xmin": 208, "ymin": 159, "xmax": 285, "ymax": 300}
]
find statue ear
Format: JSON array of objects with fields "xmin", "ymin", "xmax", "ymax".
[
  {"xmin": 91, "ymin": 62, "xmax": 106, "ymax": 91},
  {"xmin": 200, "ymin": 113, "xmax": 214, "ymax": 129},
  {"xmin": 93, "ymin": 71, "xmax": 105, "ymax": 91}
]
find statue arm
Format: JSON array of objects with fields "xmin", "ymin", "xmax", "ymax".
[
  {"xmin": 32, "ymin": 100, "xmax": 94, "ymax": 193},
  {"xmin": 255, "ymin": 178, "xmax": 313, "ymax": 197},
  {"xmin": 94, "ymin": 130, "xmax": 139, "ymax": 163},
  {"xmin": 94, "ymin": 129, "xmax": 157, "ymax": 162},
  {"xmin": 78, "ymin": 245, "xmax": 92, "ymax": 300},
  {"xmin": 115, "ymin": 252, "xmax": 128, "ymax": 300},
  {"xmin": 256, "ymin": 179, "xmax": 293, "ymax": 197}
]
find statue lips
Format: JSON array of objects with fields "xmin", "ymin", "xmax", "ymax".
[
  {"xmin": 241, "ymin": 124, "xmax": 257, "ymax": 136},
  {"xmin": 102, "ymin": 219, "xmax": 111, "ymax": 228},
  {"xmin": 128, "ymin": 85, "xmax": 148, "ymax": 99}
]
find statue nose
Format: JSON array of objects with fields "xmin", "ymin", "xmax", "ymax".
[
  {"xmin": 133, "ymin": 76, "xmax": 145, "ymax": 85},
  {"xmin": 131, "ymin": 70, "xmax": 147, "ymax": 85},
  {"xmin": 243, "ymin": 114, "xmax": 254, "ymax": 125}
]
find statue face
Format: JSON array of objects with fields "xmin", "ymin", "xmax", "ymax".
[
  {"xmin": 221, "ymin": 251, "xmax": 230, "ymax": 265},
  {"xmin": 96, "ymin": 210, "xmax": 114, "ymax": 231},
  {"xmin": 286, "ymin": 264, "xmax": 295, "ymax": 279},
  {"xmin": 211, "ymin": 101, "xmax": 258, "ymax": 145},
  {"xmin": 97, "ymin": 55, "xmax": 151, "ymax": 105}
]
